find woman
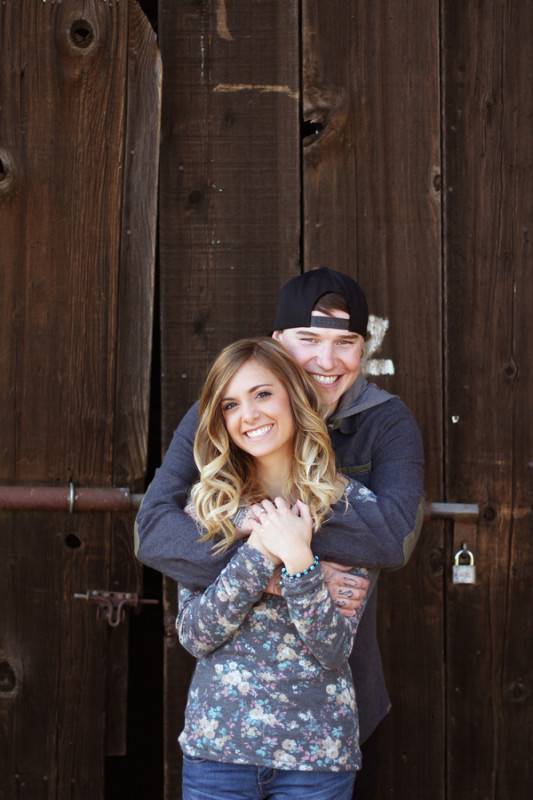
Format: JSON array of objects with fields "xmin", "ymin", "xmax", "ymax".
[{"xmin": 177, "ymin": 337, "xmax": 376, "ymax": 800}]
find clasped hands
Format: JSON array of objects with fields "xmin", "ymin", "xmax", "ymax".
[{"xmin": 241, "ymin": 497, "xmax": 369, "ymax": 618}]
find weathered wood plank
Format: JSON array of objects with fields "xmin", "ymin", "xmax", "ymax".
[
  {"xmin": 0, "ymin": 0, "xmax": 158, "ymax": 795},
  {"xmin": 444, "ymin": 1, "xmax": 533, "ymax": 796},
  {"xmin": 158, "ymin": 1, "xmax": 300, "ymax": 795},
  {"xmin": 106, "ymin": 0, "xmax": 161, "ymax": 757},
  {"xmin": 302, "ymin": 2, "xmax": 443, "ymax": 797}
]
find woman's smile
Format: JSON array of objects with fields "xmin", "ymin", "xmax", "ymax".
[{"xmin": 243, "ymin": 424, "xmax": 274, "ymax": 439}]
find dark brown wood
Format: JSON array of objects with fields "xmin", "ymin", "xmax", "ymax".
[
  {"xmin": 302, "ymin": 2, "xmax": 443, "ymax": 797},
  {"xmin": 107, "ymin": 0, "xmax": 161, "ymax": 757},
  {"xmin": 0, "ymin": 0, "xmax": 159, "ymax": 794},
  {"xmin": 444, "ymin": 1, "xmax": 533, "ymax": 796},
  {"xmin": 158, "ymin": 1, "xmax": 300, "ymax": 795}
]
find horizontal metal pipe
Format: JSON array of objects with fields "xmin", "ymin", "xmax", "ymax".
[
  {"xmin": 424, "ymin": 502, "xmax": 479, "ymax": 521},
  {"xmin": 0, "ymin": 485, "xmax": 480, "ymax": 520},
  {"xmin": 0, "ymin": 485, "xmax": 142, "ymax": 513}
]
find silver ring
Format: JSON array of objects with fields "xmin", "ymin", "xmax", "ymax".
[{"xmin": 68, "ymin": 481, "xmax": 76, "ymax": 514}]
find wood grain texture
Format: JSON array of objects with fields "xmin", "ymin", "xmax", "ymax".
[
  {"xmin": 106, "ymin": 0, "xmax": 161, "ymax": 757},
  {"xmin": 0, "ymin": 0, "xmax": 159, "ymax": 794},
  {"xmin": 444, "ymin": 1, "xmax": 533, "ymax": 795},
  {"xmin": 302, "ymin": 2, "xmax": 443, "ymax": 797},
  {"xmin": 158, "ymin": 1, "xmax": 300, "ymax": 795}
]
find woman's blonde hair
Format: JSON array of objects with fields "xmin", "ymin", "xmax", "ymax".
[{"xmin": 191, "ymin": 337, "xmax": 340, "ymax": 551}]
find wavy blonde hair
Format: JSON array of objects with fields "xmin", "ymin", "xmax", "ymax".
[{"xmin": 191, "ymin": 337, "xmax": 341, "ymax": 551}]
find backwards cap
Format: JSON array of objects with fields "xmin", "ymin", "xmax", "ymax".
[{"xmin": 272, "ymin": 267, "xmax": 368, "ymax": 336}]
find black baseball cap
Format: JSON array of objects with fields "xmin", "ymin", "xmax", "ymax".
[{"xmin": 272, "ymin": 267, "xmax": 368, "ymax": 336}]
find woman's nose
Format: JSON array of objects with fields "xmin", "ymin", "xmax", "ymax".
[{"xmin": 242, "ymin": 401, "xmax": 260, "ymax": 422}]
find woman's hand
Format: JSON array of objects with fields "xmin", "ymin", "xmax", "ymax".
[{"xmin": 248, "ymin": 497, "xmax": 314, "ymax": 574}]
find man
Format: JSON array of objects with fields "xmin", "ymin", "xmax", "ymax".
[{"xmin": 135, "ymin": 266, "xmax": 424, "ymax": 743}]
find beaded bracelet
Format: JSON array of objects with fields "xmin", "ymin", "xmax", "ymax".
[{"xmin": 280, "ymin": 554, "xmax": 320, "ymax": 582}]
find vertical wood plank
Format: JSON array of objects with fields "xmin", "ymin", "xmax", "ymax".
[
  {"xmin": 302, "ymin": 2, "xmax": 443, "ymax": 797},
  {"xmin": 444, "ymin": 1, "xmax": 533, "ymax": 796},
  {"xmin": 0, "ymin": 0, "xmax": 158, "ymax": 795},
  {"xmin": 158, "ymin": 1, "xmax": 300, "ymax": 796},
  {"xmin": 106, "ymin": 0, "xmax": 161, "ymax": 757}
]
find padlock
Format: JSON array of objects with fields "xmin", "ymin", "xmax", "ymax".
[{"xmin": 452, "ymin": 542, "xmax": 476, "ymax": 584}]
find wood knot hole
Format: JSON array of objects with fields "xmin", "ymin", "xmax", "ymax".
[
  {"xmin": 0, "ymin": 660, "xmax": 17, "ymax": 694},
  {"xmin": 70, "ymin": 19, "xmax": 95, "ymax": 49},
  {"xmin": 503, "ymin": 360, "xmax": 518, "ymax": 381},
  {"xmin": 483, "ymin": 506, "xmax": 497, "ymax": 522},
  {"xmin": 505, "ymin": 680, "xmax": 529, "ymax": 704},
  {"xmin": 65, "ymin": 534, "xmax": 82, "ymax": 549},
  {"xmin": 302, "ymin": 118, "xmax": 325, "ymax": 146}
]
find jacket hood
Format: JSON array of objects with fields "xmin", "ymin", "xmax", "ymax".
[{"xmin": 327, "ymin": 375, "xmax": 395, "ymax": 430}]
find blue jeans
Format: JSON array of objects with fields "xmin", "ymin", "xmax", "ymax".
[{"xmin": 182, "ymin": 755, "xmax": 356, "ymax": 800}]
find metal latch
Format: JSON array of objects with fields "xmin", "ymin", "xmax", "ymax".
[{"xmin": 74, "ymin": 590, "xmax": 159, "ymax": 627}]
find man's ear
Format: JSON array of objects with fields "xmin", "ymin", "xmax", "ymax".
[{"xmin": 272, "ymin": 330, "xmax": 283, "ymax": 342}]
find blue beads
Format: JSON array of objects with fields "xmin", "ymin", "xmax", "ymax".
[{"xmin": 281, "ymin": 554, "xmax": 320, "ymax": 582}]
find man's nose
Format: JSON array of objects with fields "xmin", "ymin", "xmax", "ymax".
[{"xmin": 315, "ymin": 342, "xmax": 335, "ymax": 371}]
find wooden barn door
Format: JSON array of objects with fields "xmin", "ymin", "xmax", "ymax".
[
  {"xmin": 156, "ymin": 1, "xmax": 532, "ymax": 799},
  {"xmin": 0, "ymin": 1, "xmax": 160, "ymax": 797}
]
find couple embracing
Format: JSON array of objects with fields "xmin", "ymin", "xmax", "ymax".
[{"xmin": 136, "ymin": 267, "xmax": 424, "ymax": 800}]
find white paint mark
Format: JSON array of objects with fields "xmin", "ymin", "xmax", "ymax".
[
  {"xmin": 216, "ymin": 0, "xmax": 233, "ymax": 41},
  {"xmin": 365, "ymin": 315, "xmax": 395, "ymax": 376},
  {"xmin": 213, "ymin": 83, "xmax": 299, "ymax": 100},
  {"xmin": 451, "ymin": 416, "xmax": 460, "ymax": 424},
  {"xmin": 200, "ymin": 34, "xmax": 206, "ymax": 80},
  {"xmin": 366, "ymin": 359, "xmax": 395, "ymax": 376}
]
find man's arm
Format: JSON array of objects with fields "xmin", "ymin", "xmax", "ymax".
[
  {"xmin": 311, "ymin": 401, "xmax": 425, "ymax": 570},
  {"xmin": 134, "ymin": 403, "xmax": 239, "ymax": 588}
]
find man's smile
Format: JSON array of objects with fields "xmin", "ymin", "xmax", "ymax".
[{"xmin": 309, "ymin": 373, "xmax": 341, "ymax": 385}]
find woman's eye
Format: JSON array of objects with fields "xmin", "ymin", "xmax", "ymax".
[
  {"xmin": 257, "ymin": 391, "xmax": 272, "ymax": 400},
  {"xmin": 222, "ymin": 401, "xmax": 237, "ymax": 412}
]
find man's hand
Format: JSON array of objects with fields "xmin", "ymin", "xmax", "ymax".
[
  {"xmin": 263, "ymin": 567, "xmax": 282, "ymax": 596},
  {"xmin": 321, "ymin": 561, "xmax": 370, "ymax": 618}
]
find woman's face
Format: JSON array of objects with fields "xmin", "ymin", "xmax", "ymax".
[{"xmin": 221, "ymin": 359, "xmax": 296, "ymax": 463}]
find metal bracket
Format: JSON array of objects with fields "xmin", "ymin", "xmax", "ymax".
[{"xmin": 73, "ymin": 590, "xmax": 159, "ymax": 628}]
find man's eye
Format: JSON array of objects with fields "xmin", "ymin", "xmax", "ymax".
[{"xmin": 300, "ymin": 338, "xmax": 318, "ymax": 344}]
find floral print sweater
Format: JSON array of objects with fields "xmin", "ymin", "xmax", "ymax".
[{"xmin": 177, "ymin": 487, "xmax": 375, "ymax": 772}]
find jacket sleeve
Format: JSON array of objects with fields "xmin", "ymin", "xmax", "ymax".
[
  {"xmin": 134, "ymin": 403, "xmax": 238, "ymax": 588},
  {"xmin": 311, "ymin": 401, "xmax": 425, "ymax": 570},
  {"xmin": 176, "ymin": 545, "xmax": 276, "ymax": 659},
  {"xmin": 282, "ymin": 566, "xmax": 378, "ymax": 671}
]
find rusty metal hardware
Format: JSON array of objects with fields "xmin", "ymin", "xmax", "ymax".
[
  {"xmin": 452, "ymin": 543, "xmax": 476, "ymax": 584},
  {"xmin": 0, "ymin": 484, "xmax": 143, "ymax": 513},
  {"xmin": 0, "ymin": 484, "xmax": 481, "ymax": 520},
  {"xmin": 73, "ymin": 590, "xmax": 159, "ymax": 627}
]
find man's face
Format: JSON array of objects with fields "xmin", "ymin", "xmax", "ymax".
[{"xmin": 273, "ymin": 310, "xmax": 365, "ymax": 415}]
